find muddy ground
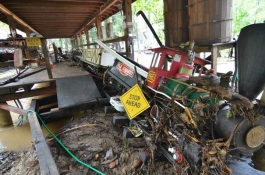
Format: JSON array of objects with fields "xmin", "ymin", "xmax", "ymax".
[{"xmin": 1, "ymin": 107, "xmax": 177, "ymax": 175}]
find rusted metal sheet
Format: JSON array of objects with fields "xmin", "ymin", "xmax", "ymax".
[
  {"xmin": 188, "ymin": 0, "xmax": 232, "ymax": 45},
  {"xmin": 164, "ymin": 0, "xmax": 189, "ymax": 47}
]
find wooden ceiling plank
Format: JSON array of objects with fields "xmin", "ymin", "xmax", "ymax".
[
  {"xmin": 0, "ymin": 4, "xmax": 37, "ymax": 33},
  {"xmin": 17, "ymin": 15, "xmax": 91, "ymax": 18},
  {"xmin": 8, "ymin": 9, "xmax": 97, "ymax": 13},
  {"xmin": 7, "ymin": 6, "xmax": 99, "ymax": 10},
  {"xmin": 2, "ymin": 2, "xmax": 103, "ymax": 8},
  {"xmin": 73, "ymin": 0, "xmax": 121, "ymax": 37},
  {"xmin": 0, "ymin": 0, "xmax": 106, "ymax": 3},
  {"xmin": 1, "ymin": 0, "xmax": 126, "ymax": 38}
]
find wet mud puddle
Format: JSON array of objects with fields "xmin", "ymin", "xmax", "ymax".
[{"xmin": 0, "ymin": 118, "xmax": 72, "ymax": 152}]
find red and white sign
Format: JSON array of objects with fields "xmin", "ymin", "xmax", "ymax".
[{"xmin": 116, "ymin": 62, "xmax": 135, "ymax": 78}]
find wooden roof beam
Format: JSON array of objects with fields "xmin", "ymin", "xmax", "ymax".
[
  {"xmin": 17, "ymin": 14, "xmax": 91, "ymax": 20},
  {"xmin": 2, "ymin": 2, "xmax": 104, "ymax": 7},
  {"xmin": 7, "ymin": 6, "xmax": 99, "ymax": 10},
  {"xmin": 1, "ymin": 0, "xmax": 107, "ymax": 4},
  {"xmin": 72, "ymin": 0, "xmax": 121, "ymax": 38},
  {"xmin": 9, "ymin": 9, "xmax": 97, "ymax": 13},
  {"xmin": 0, "ymin": 4, "xmax": 37, "ymax": 33}
]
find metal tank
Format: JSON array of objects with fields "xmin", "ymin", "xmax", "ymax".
[{"xmin": 213, "ymin": 105, "xmax": 265, "ymax": 155}]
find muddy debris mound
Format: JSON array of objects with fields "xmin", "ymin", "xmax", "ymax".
[
  {"xmin": 1, "ymin": 149, "xmax": 39, "ymax": 175},
  {"xmin": 47, "ymin": 108, "xmax": 176, "ymax": 175},
  {"xmin": 0, "ymin": 151, "xmax": 19, "ymax": 174},
  {"xmin": 3, "ymin": 107, "xmax": 176, "ymax": 175}
]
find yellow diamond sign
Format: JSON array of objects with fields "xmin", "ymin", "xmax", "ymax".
[
  {"xmin": 26, "ymin": 37, "xmax": 41, "ymax": 46},
  {"xmin": 120, "ymin": 84, "xmax": 150, "ymax": 120}
]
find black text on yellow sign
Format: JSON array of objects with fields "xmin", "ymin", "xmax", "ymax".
[
  {"xmin": 26, "ymin": 37, "xmax": 41, "ymax": 46},
  {"xmin": 120, "ymin": 84, "xmax": 150, "ymax": 120}
]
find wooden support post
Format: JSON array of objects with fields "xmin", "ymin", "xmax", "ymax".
[
  {"xmin": 76, "ymin": 35, "xmax": 79, "ymax": 47},
  {"xmin": 53, "ymin": 43, "xmax": 58, "ymax": 62},
  {"xmin": 79, "ymin": 31, "xmax": 83, "ymax": 48},
  {"xmin": 7, "ymin": 15, "xmax": 17, "ymax": 37},
  {"xmin": 85, "ymin": 26, "xmax": 90, "ymax": 48},
  {"xmin": 101, "ymin": 25, "xmax": 107, "ymax": 40},
  {"xmin": 65, "ymin": 38, "xmax": 68, "ymax": 52},
  {"xmin": 71, "ymin": 39, "xmax": 74, "ymax": 49},
  {"xmin": 96, "ymin": 16, "xmax": 102, "ymax": 41},
  {"xmin": 59, "ymin": 38, "xmax": 63, "ymax": 48},
  {"xmin": 78, "ymin": 35, "xmax": 80, "ymax": 47},
  {"xmin": 73, "ymin": 37, "xmax": 76, "ymax": 48},
  {"xmin": 0, "ymin": 104, "xmax": 12, "ymax": 127},
  {"xmin": 70, "ymin": 39, "xmax": 73, "ymax": 48},
  {"xmin": 74, "ymin": 36, "xmax": 77, "ymax": 48},
  {"xmin": 123, "ymin": 0, "xmax": 134, "ymax": 59},
  {"xmin": 211, "ymin": 45, "xmax": 218, "ymax": 74},
  {"xmin": 24, "ymin": 27, "xmax": 30, "ymax": 37},
  {"xmin": 41, "ymin": 39, "xmax": 53, "ymax": 79},
  {"xmin": 107, "ymin": 21, "xmax": 114, "ymax": 38},
  {"xmin": 76, "ymin": 36, "xmax": 79, "ymax": 47},
  {"xmin": 28, "ymin": 100, "xmax": 60, "ymax": 175}
]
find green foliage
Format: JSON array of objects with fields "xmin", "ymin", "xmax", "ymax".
[
  {"xmin": 48, "ymin": 38, "xmax": 72, "ymax": 51},
  {"xmin": 226, "ymin": 111, "xmax": 232, "ymax": 119},
  {"xmin": 0, "ymin": 21, "xmax": 9, "ymax": 30},
  {"xmin": 112, "ymin": 12, "xmax": 124, "ymax": 37},
  {"xmin": 88, "ymin": 27, "xmax": 97, "ymax": 43},
  {"xmin": 233, "ymin": 0, "xmax": 265, "ymax": 36},
  {"xmin": 132, "ymin": 0, "xmax": 164, "ymax": 43},
  {"xmin": 132, "ymin": 0, "xmax": 163, "ymax": 24}
]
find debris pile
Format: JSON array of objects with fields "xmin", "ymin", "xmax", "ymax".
[
  {"xmin": 2, "ymin": 100, "xmax": 265, "ymax": 175},
  {"xmin": 1, "ymin": 149, "xmax": 39, "ymax": 175}
]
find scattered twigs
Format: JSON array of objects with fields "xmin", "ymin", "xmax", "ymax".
[
  {"xmin": 101, "ymin": 155, "xmax": 118, "ymax": 165},
  {"xmin": 46, "ymin": 123, "xmax": 98, "ymax": 142}
]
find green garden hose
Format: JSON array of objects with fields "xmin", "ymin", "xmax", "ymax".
[{"xmin": 26, "ymin": 110, "xmax": 106, "ymax": 175}]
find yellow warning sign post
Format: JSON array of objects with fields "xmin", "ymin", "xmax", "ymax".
[
  {"xmin": 26, "ymin": 37, "xmax": 41, "ymax": 46},
  {"xmin": 120, "ymin": 84, "xmax": 150, "ymax": 120}
]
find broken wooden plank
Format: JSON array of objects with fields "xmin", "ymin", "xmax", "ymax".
[{"xmin": 0, "ymin": 86, "xmax": 56, "ymax": 102}]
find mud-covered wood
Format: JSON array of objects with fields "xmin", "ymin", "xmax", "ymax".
[{"xmin": 28, "ymin": 99, "xmax": 59, "ymax": 175}]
